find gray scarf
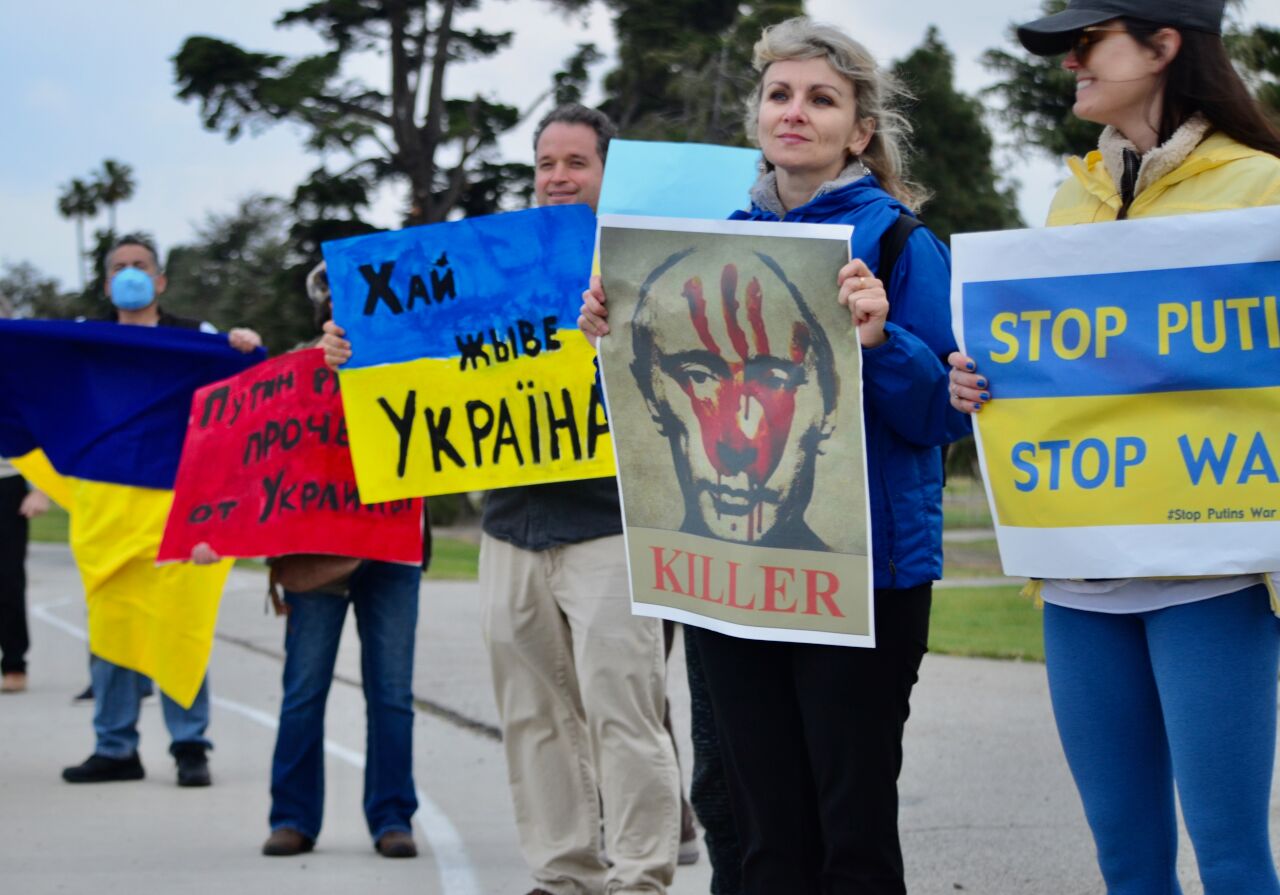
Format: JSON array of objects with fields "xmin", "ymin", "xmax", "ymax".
[{"xmin": 748, "ymin": 158, "xmax": 871, "ymax": 217}]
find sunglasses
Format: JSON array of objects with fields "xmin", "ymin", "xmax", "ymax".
[{"xmin": 1068, "ymin": 27, "xmax": 1129, "ymax": 61}]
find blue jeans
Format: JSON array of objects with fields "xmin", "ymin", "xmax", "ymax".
[
  {"xmin": 1045, "ymin": 584, "xmax": 1280, "ymax": 895},
  {"xmin": 269, "ymin": 560, "xmax": 420, "ymax": 842},
  {"xmin": 91, "ymin": 655, "xmax": 211, "ymax": 758}
]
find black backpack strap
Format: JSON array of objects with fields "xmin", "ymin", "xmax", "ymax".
[
  {"xmin": 876, "ymin": 213, "xmax": 955, "ymax": 485},
  {"xmin": 877, "ymin": 213, "xmax": 923, "ymax": 285}
]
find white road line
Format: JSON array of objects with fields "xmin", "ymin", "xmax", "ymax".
[
  {"xmin": 31, "ymin": 598, "xmax": 88, "ymax": 642},
  {"xmin": 31, "ymin": 599, "xmax": 481, "ymax": 895}
]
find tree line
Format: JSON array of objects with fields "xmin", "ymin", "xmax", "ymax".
[{"xmin": 7, "ymin": 0, "xmax": 1278, "ymax": 354}]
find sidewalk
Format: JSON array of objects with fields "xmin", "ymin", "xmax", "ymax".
[{"xmin": 4, "ymin": 544, "xmax": 1275, "ymax": 893}]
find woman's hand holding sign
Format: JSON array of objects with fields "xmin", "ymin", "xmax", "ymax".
[
  {"xmin": 837, "ymin": 259, "xmax": 888, "ymax": 348},
  {"xmin": 947, "ymin": 351, "xmax": 989, "ymax": 414}
]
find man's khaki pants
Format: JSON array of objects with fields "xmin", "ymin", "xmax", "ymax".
[{"xmin": 481, "ymin": 533, "xmax": 680, "ymax": 895}]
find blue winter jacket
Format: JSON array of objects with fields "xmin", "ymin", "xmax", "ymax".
[{"xmin": 730, "ymin": 175, "xmax": 970, "ymax": 589}]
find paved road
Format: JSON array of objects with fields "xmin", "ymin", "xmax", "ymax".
[{"xmin": 4, "ymin": 544, "xmax": 1276, "ymax": 894}]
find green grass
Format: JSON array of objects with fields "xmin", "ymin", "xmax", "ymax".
[
  {"xmin": 29, "ymin": 504, "xmax": 70, "ymax": 543},
  {"xmin": 928, "ymin": 585, "xmax": 1043, "ymax": 662},
  {"xmin": 942, "ymin": 476, "xmax": 993, "ymax": 529},
  {"xmin": 36, "ymin": 507, "xmax": 480, "ymax": 583},
  {"xmin": 425, "ymin": 536, "xmax": 478, "ymax": 580},
  {"xmin": 36, "ymin": 494, "xmax": 1042, "ymax": 661},
  {"xmin": 943, "ymin": 539, "xmax": 1004, "ymax": 580},
  {"xmin": 393, "ymin": 538, "xmax": 1043, "ymax": 661},
  {"xmin": 233, "ymin": 537, "xmax": 481, "ymax": 581}
]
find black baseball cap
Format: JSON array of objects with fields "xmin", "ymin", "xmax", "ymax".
[{"xmin": 1017, "ymin": 0, "xmax": 1227, "ymax": 56}]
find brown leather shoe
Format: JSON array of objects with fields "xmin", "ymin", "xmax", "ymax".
[
  {"xmin": 375, "ymin": 829, "xmax": 418, "ymax": 858},
  {"xmin": 1, "ymin": 671, "xmax": 26, "ymax": 693},
  {"xmin": 262, "ymin": 827, "xmax": 314, "ymax": 856}
]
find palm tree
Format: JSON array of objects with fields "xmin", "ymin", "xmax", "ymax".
[
  {"xmin": 56, "ymin": 178, "xmax": 100, "ymax": 289},
  {"xmin": 96, "ymin": 159, "xmax": 136, "ymax": 234}
]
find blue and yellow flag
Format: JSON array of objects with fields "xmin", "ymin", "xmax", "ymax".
[
  {"xmin": 9, "ymin": 449, "xmax": 73, "ymax": 510},
  {"xmin": 0, "ymin": 319, "xmax": 263, "ymax": 489},
  {"xmin": 69, "ymin": 479, "xmax": 231, "ymax": 708},
  {"xmin": 0, "ymin": 319, "xmax": 260, "ymax": 706}
]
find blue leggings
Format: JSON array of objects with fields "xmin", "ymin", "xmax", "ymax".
[{"xmin": 1044, "ymin": 584, "xmax": 1280, "ymax": 895}]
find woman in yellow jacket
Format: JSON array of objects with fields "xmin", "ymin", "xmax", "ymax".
[{"xmin": 949, "ymin": 2, "xmax": 1280, "ymax": 893}]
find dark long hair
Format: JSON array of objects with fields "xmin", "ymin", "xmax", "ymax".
[{"xmin": 1126, "ymin": 19, "xmax": 1280, "ymax": 157}]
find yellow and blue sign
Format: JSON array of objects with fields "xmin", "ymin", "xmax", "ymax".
[
  {"xmin": 953, "ymin": 208, "xmax": 1280, "ymax": 579},
  {"xmin": 323, "ymin": 204, "xmax": 614, "ymax": 501}
]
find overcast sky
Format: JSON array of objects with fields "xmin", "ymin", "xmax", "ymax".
[{"xmin": 3, "ymin": 0, "xmax": 1277, "ymax": 288}]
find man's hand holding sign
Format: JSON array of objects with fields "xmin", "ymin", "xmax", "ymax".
[{"xmin": 159, "ymin": 349, "xmax": 423, "ymax": 564}]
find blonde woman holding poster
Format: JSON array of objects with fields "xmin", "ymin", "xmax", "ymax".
[
  {"xmin": 948, "ymin": 2, "xmax": 1280, "ymax": 892},
  {"xmin": 582, "ymin": 17, "xmax": 969, "ymax": 893}
]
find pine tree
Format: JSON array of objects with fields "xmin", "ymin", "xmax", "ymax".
[
  {"xmin": 893, "ymin": 27, "xmax": 1024, "ymax": 243},
  {"xmin": 982, "ymin": 0, "xmax": 1280, "ymax": 161},
  {"xmin": 600, "ymin": 0, "xmax": 804, "ymax": 145},
  {"xmin": 173, "ymin": 0, "xmax": 596, "ymax": 226}
]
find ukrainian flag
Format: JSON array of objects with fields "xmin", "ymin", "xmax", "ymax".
[
  {"xmin": 0, "ymin": 320, "xmax": 262, "ymax": 707},
  {"xmin": 9, "ymin": 448, "xmax": 71, "ymax": 510}
]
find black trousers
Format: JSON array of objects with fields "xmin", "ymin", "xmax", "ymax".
[
  {"xmin": 696, "ymin": 584, "xmax": 932, "ymax": 895},
  {"xmin": 0, "ymin": 476, "xmax": 30, "ymax": 674},
  {"xmin": 685, "ymin": 624, "xmax": 744, "ymax": 895}
]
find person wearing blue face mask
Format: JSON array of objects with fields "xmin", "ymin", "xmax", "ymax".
[
  {"xmin": 99, "ymin": 235, "xmax": 259, "ymax": 351},
  {"xmin": 61, "ymin": 234, "xmax": 263, "ymax": 787}
]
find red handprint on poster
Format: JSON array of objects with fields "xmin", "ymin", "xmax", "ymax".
[
  {"xmin": 630, "ymin": 249, "xmax": 840, "ymax": 551},
  {"xmin": 598, "ymin": 214, "xmax": 872, "ymax": 646}
]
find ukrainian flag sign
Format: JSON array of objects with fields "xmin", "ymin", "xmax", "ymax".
[
  {"xmin": 952, "ymin": 206, "xmax": 1280, "ymax": 579},
  {"xmin": 324, "ymin": 205, "xmax": 614, "ymax": 501}
]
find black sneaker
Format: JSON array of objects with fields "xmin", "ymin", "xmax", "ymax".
[
  {"xmin": 72, "ymin": 684, "xmax": 94, "ymax": 703},
  {"xmin": 172, "ymin": 742, "xmax": 211, "ymax": 787},
  {"xmin": 62, "ymin": 753, "xmax": 145, "ymax": 783}
]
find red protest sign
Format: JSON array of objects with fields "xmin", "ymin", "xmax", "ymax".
[{"xmin": 158, "ymin": 349, "xmax": 422, "ymax": 564}]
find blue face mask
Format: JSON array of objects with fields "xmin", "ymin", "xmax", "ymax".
[{"xmin": 110, "ymin": 268, "xmax": 156, "ymax": 311}]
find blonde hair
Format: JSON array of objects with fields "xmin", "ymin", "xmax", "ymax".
[{"xmin": 746, "ymin": 17, "xmax": 928, "ymax": 211}]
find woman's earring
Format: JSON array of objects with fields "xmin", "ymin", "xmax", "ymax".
[{"xmin": 854, "ymin": 155, "xmax": 870, "ymax": 177}]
